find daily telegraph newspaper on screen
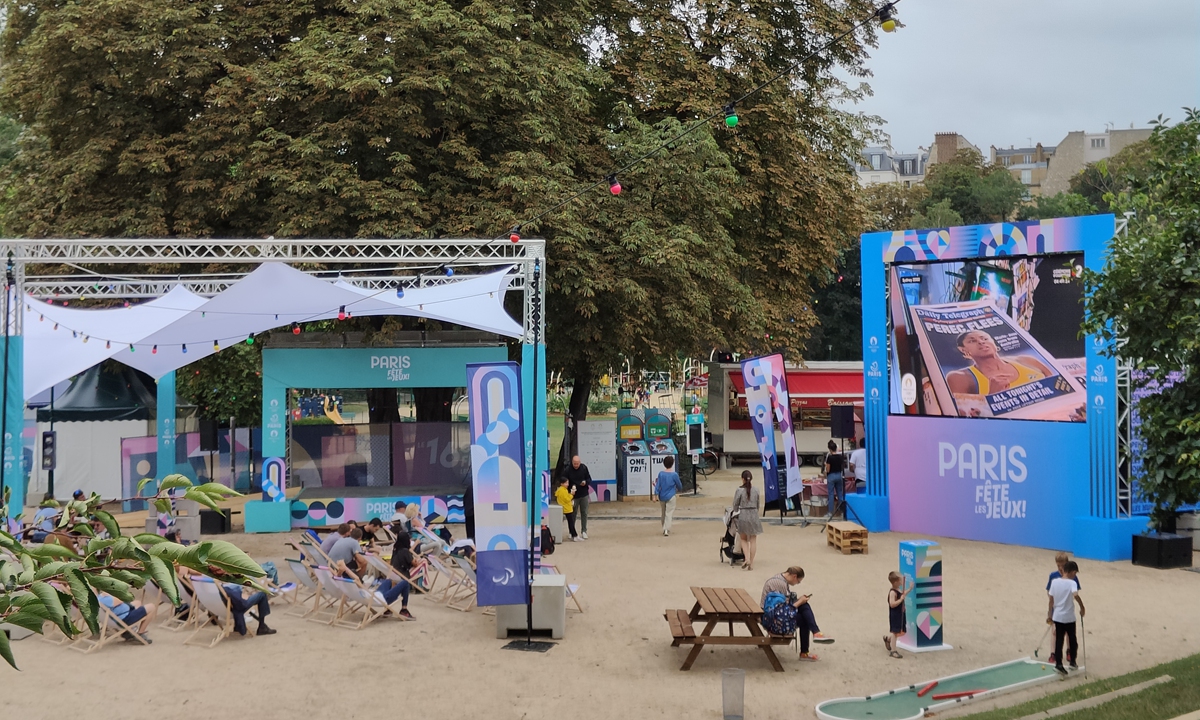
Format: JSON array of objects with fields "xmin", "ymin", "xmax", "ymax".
[{"xmin": 908, "ymin": 300, "xmax": 1087, "ymax": 422}]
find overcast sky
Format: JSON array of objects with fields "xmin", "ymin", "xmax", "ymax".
[{"xmin": 847, "ymin": 0, "xmax": 1200, "ymax": 152}]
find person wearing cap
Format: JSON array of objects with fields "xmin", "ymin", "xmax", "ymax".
[{"xmin": 72, "ymin": 489, "xmax": 85, "ymax": 501}]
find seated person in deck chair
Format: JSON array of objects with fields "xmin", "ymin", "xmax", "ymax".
[
  {"xmin": 329, "ymin": 527, "xmax": 369, "ymax": 579},
  {"xmin": 207, "ymin": 567, "xmax": 277, "ymax": 636},
  {"xmin": 360, "ymin": 517, "xmax": 384, "ymax": 545},
  {"xmin": 321, "ymin": 523, "xmax": 352, "ymax": 555},
  {"xmin": 30, "ymin": 499, "xmax": 60, "ymax": 543},
  {"xmin": 97, "ymin": 592, "xmax": 158, "ymax": 643},
  {"xmin": 375, "ymin": 531, "xmax": 417, "ymax": 620}
]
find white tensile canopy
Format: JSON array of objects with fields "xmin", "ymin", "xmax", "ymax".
[{"xmin": 23, "ymin": 262, "xmax": 521, "ymax": 399}]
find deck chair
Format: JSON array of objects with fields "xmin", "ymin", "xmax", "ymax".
[
  {"xmin": 447, "ymin": 556, "xmax": 478, "ymax": 612},
  {"xmin": 309, "ymin": 566, "xmax": 347, "ymax": 625},
  {"xmin": 70, "ymin": 602, "xmax": 151, "ymax": 653},
  {"xmin": 424, "ymin": 554, "xmax": 469, "ymax": 604},
  {"xmin": 364, "ymin": 554, "xmax": 429, "ymax": 596},
  {"xmin": 329, "ymin": 575, "xmax": 406, "ymax": 630},
  {"xmin": 184, "ymin": 576, "xmax": 243, "ymax": 648},
  {"xmin": 162, "ymin": 575, "xmax": 203, "ymax": 632},
  {"xmin": 538, "ymin": 561, "xmax": 584, "ymax": 613},
  {"xmin": 284, "ymin": 558, "xmax": 326, "ymax": 618}
]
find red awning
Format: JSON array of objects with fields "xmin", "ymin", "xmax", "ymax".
[{"xmin": 727, "ymin": 371, "xmax": 863, "ymax": 399}]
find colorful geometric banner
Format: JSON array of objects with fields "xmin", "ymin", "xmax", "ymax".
[
  {"xmin": 466, "ymin": 362, "xmax": 530, "ymax": 607},
  {"xmin": 740, "ymin": 354, "xmax": 802, "ymax": 501},
  {"xmin": 897, "ymin": 539, "xmax": 948, "ymax": 652}
]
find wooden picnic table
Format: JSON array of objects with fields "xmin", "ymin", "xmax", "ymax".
[{"xmin": 663, "ymin": 586, "xmax": 791, "ymax": 672}]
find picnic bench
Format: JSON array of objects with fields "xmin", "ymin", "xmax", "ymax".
[{"xmin": 663, "ymin": 586, "xmax": 792, "ymax": 671}]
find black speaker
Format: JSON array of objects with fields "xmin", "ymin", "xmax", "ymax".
[
  {"xmin": 199, "ymin": 419, "xmax": 220, "ymax": 452},
  {"xmin": 830, "ymin": 405, "xmax": 855, "ymax": 439}
]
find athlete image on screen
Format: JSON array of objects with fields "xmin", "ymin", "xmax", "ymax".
[{"xmin": 946, "ymin": 330, "xmax": 1055, "ymax": 395}]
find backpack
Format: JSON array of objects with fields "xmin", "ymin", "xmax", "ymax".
[
  {"xmin": 761, "ymin": 592, "xmax": 798, "ymax": 636},
  {"xmin": 540, "ymin": 526, "xmax": 556, "ymax": 556}
]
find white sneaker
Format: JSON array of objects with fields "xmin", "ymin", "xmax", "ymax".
[
  {"xmin": 581, "ymin": 532, "xmax": 588, "ymax": 540},
  {"xmin": 573, "ymin": 537, "xmax": 583, "ymax": 542},
  {"xmin": 663, "ymin": 529, "xmax": 669, "ymax": 536}
]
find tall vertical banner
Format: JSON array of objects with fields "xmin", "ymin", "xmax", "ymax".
[
  {"xmin": 467, "ymin": 362, "xmax": 530, "ymax": 607},
  {"xmin": 740, "ymin": 354, "xmax": 802, "ymax": 502}
]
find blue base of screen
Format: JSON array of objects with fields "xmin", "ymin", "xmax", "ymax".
[
  {"xmin": 846, "ymin": 494, "xmax": 890, "ymax": 532},
  {"xmin": 244, "ymin": 500, "xmax": 292, "ymax": 534},
  {"xmin": 1073, "ymin": 516, "xmax": 1148, "ymax": 561}
]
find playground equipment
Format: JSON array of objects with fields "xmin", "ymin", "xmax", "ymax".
[{"xmin": 816, "ymin": 658, "xmax": 1069, "ymax": 720}]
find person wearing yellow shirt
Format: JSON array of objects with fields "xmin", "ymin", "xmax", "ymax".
[
  {"xmin": 946, "ymin": 330, "xmax": 1054, "ymax": 397},
  {"xmin": 555, "ymin": 478, "xmax": 580, "ymax": 542}
]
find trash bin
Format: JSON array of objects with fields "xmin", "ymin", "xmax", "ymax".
[{"xmin": 721, "ymin": 667, "xmax": 745, "ymax": 720}]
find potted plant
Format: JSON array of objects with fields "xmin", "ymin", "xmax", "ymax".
[
  {"xmin": 1082, "ymin": 110, "xmax": 1200, "ymax": 569},
  {"xmin": 1128, "ymin": 378, "xmax": 1197, "ymax": 568}
]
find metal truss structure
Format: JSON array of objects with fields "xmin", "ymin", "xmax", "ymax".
[
  {"xmin": 1115, "ymin": 362, "xmax": 1134, "ymax": 517},
  {"xmin": 0, "ymin": 238, "xmax": 546, "ymax": 342}
]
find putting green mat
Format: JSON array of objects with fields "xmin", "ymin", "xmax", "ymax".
[{"xmin": 816, "ymin": 659, "xmax": 1062, "ymax": 720}]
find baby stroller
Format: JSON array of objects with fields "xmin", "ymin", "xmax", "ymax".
[{"xmin": 720, "ymin": 507, "xmax": 745, "ymax": 566}]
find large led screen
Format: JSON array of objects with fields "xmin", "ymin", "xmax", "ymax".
[{"xmin": 888, "ymin": 253, "xmax": 1087, "ymax": 422}]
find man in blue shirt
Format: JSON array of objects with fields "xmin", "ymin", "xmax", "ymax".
[
  {"xmin": 30, "ymin": 500, "xmax": 60, "ymax": 543},
  {"xmin": 653, "ymin": 456, "xmax": 683, "ymax": 537},
  {"xmin": 98, "ymin": 592, "xmax": 157, "ymax": 643}
]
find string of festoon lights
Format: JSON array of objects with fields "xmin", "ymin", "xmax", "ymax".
[{"xmin": 20, "ymin": 2, "xmax": 900, "ymax": 354}]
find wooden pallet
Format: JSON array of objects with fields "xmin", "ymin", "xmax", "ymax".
[{"xmin": 826, "ymin": 521, "xmax": 869, "ymax": 555}]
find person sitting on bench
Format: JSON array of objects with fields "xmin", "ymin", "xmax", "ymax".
[{"xmin": 760, "ymin": 566, "xmax": 834, "ymax": 661}]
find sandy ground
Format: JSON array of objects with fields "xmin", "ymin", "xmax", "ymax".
[{"xmin": 7, "ymin": 469, "xmax": 1200, "ymax": 720}]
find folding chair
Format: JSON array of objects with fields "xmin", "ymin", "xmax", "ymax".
[
  {"xmin": 184, "ymin": 576, "xmax": 242, "ymax": 648},
  {"xmin": 424, "ymin": 554, "xmax": 469, "ymax": 604},
  {"xmin": 162, "ymin": 575, "xmax": 203, "ymax": 632},
  {"xmin": 70, "ymin": 603, "xmax": 151, "ymax": 653},
  {"xmin": 309, "ymin": 567, "xmax": 346, "ymax": 625},
  {"xmin": 413, "ymin": 526, "xmax": 452, "ymax": 556},
  {"xmin": 447, "ymin": 556, "xmax": 479, "ymax": 612},
  {"xmin": 539, "ymin": 561, "xmax": 584, "ymax": 613},
  {"xmin": 329, "ymin": 575, "xmax": 407, "ymax": 630},
  {"xmin": 284, "ymin": 558, "xmax": 327, "ymax": 618},
  {"xmin": 364, "ymin": 554, "xmax": 429, "ymax": 596}
]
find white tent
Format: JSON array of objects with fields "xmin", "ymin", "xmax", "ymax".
[{"xmin": 23, "ymin": 263, "xmax": 522, "ymax": 399}]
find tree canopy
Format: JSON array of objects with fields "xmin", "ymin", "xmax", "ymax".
[
  {"xmin": 1082, "ymin": 109, "xmax": 1200, "ymax": 529},
  {"xmin": 919, "ymin": 148, "xmax": 1026, "ymax": 225},
  {"xmin": 0, "ymin": 0, "xmax": 883, "ymax": 447}
]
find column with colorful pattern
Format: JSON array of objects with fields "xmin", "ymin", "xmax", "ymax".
[{"xmin": 897, "ymin": 539, "xmax": 952, "ymax": 652}]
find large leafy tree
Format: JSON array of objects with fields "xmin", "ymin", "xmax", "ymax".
[
  {"xmin": 1069, "ymin": 139, "xmax": 1152, "ymax": 212},
  {"xmin": 1082, "ymin": 109, "xmax": 1200, "ymax": 531},
  {"xmin": 550, "ymin": 0, "xmax": 878, "ymax": 434},
  {"xmin": 921, "ymin": 148, "xmax": 1026, "ymax": 224},
  {"xmin": 0, "ymin": 0, "xmax": 880, "ymax": 470}
]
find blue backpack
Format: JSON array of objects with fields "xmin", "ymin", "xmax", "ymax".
[{"xmin": 761, "ymin": 592, "xmax": 797, "ymax": 636}]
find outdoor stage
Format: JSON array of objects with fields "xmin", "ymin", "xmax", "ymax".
[{"xmin": 289, "ymin": 485, "xmax": 465, "ymax": 527}]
